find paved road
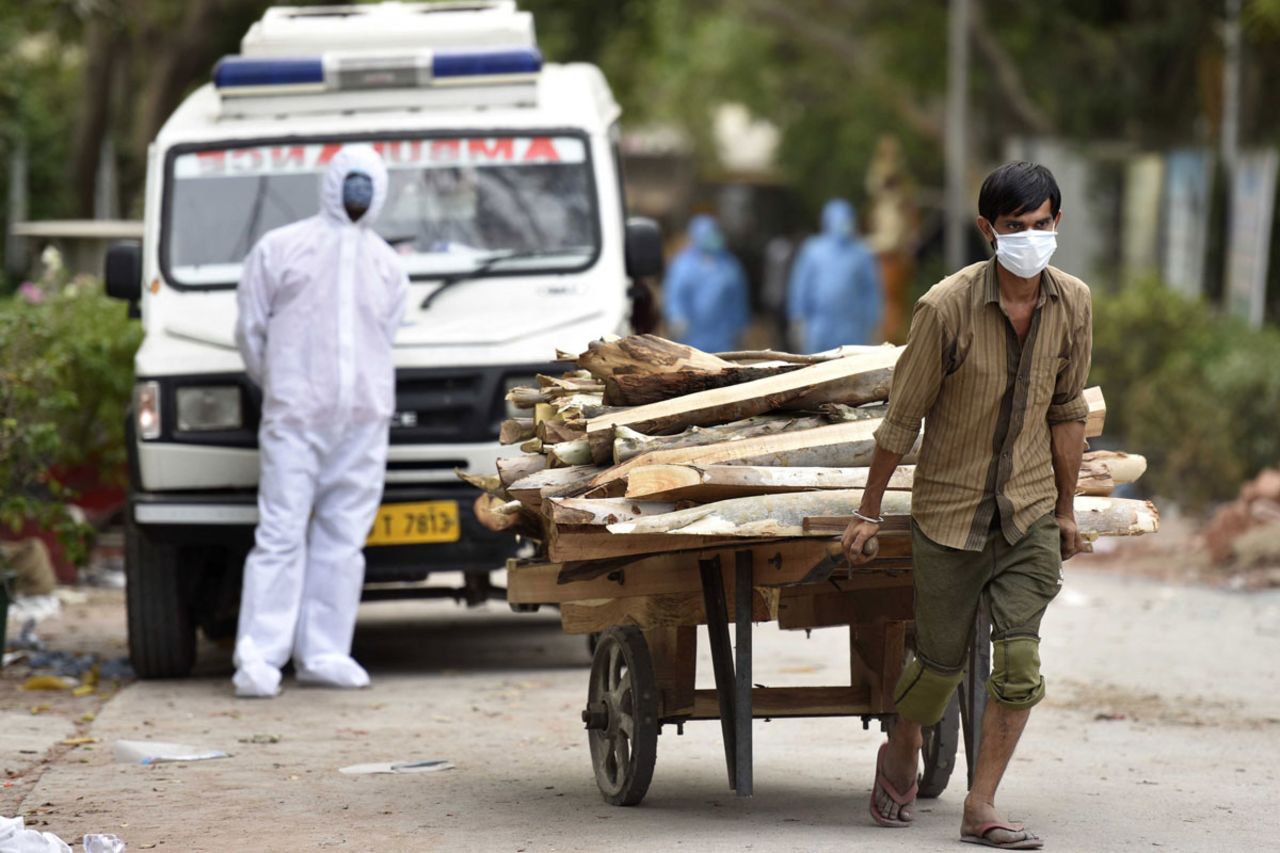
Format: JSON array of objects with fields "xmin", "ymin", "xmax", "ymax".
[{"xmin": 11, "ymin": 567, "xmax": 1280, "ymax": 851}]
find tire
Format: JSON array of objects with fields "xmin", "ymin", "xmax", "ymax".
[
  {"xmin": 125, "ymin": 515, "xmax": 197, "ymax": 678},
  {"xmin": 585, "ymin": 626, "xmax": 659, "ymax": 806},
  {"xmin": 917, "ymin": 691, "xmax": 961, "ymax": 798}
]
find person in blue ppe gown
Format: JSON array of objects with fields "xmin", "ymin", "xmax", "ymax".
[
  {"xmin": 662, "ymin": 215, "xmax": 751, "ymax": 354},
  {"xmin": 787, "ymin": 199, "xmax": 884, "ymax": 353}
]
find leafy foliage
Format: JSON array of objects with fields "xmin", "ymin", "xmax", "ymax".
[
  {"xmin": 1091, "ymin": 280, "xmax": 1280, "ymax": 508},
  {"xmin": 0, "ymin": 253, "xmax": 141, "ymax": 565}
]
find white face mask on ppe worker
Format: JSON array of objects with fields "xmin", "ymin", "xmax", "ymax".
[{"xmin": 994, "ymin": 229, "xmax": 1057, "ymax": 279}]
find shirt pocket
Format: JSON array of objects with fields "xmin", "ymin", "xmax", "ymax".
[{"xmin": 1029, "ymin": 358, "xmax": 1058, "ymax": 410}]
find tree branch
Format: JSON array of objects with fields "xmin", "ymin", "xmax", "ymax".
[
  {"xmin": 968, "ymin": 1, "xmax": 1054, "ymax": 135},
  {"xmin": 743, "ymin": 0, "xmax": 943, "ymax": 142}
]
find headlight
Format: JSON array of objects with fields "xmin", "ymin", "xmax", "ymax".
[
  {"xmin": 502, "ymin": 375, "xmax": 539, "ymax": 419},
  {"xmin": 134, "ymin": 381, "xmax": 161, "ymax": 440},
  {"xmin": 176, "ymin": 386, "xmax": 243, "ymax": 432}
]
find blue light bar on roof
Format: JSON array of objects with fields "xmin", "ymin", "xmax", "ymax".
[
  {"xmin": 432, "ymin": 47, "xmax": 542, "ymax": 79},
  {"xmin": 214, "ymin": 57, "xmax": 325, "ymax": 90},
  {"xmin": 214, "ymin": 47, "xmax": 542, "ymax": 98}
]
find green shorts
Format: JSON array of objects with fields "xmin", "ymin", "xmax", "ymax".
[{"xmin": 894, "ymin": 512, "xmax": 1063, "ymax": 723}]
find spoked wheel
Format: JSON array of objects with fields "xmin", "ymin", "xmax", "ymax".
[
  {"xmin": 581, "ymin": 626, "xmax": 659, "ymax": 806},
  {"xmin": 917, "ymin": 691, "xmax": 961, "ymax": 798}
]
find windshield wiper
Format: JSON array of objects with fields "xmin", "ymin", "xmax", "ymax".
[{"xmin": 418, "ymin": 247, "xmax": 593, "ymax": 311}]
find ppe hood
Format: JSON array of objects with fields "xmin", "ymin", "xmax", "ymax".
[{"xmin": 321, "ymin": 144, "xmax": 388, "ymax": 226}]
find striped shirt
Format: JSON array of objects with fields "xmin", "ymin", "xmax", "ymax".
[{"xmin": 873, "ymin": 259, "xmax": 1093, "ymax": 551}]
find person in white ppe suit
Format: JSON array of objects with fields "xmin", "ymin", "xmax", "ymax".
[{"xmin": 232, "ymin": 145, "xmax": 408, "ymax": 698}]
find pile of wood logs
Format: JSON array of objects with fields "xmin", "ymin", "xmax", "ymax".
[{"xmin": 462, "ymin": 334, "xmax": 1159, "ymax": 568}]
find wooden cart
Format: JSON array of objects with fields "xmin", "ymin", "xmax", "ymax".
[{"xmin": 507, "ymin": 530, "xmax": 994, "ymax": 806}]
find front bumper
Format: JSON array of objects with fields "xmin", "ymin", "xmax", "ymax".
[{"xmin": 132, "ymin": 484, "xmax": 518, "ymax": 579}]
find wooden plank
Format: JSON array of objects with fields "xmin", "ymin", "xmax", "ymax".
[
  {"xmin": 646, "ymin": 626, "xmax": 697, "ymax": 718},
  {"xmin": 507, "ymin": 541, "xmax": 914, "ymax": 605},
  {"xmin": 546, "ymin": 524, "xmax": 744, "ymax": 563},
  {"xmin": 624, "ymin": 463, "xmax": 916, "ymax": 501},
  {"xmin": 613, "ymin": 413, "xmax": 838, "ymax": 464},
  {"xmin": 776, "ymin": 584, "xmax": 914, "ymax": 631},
  {"xmin": 585, "ymin": 346, "xmax": 901, "ymax": 441},
  {"xmin": 803, "ymin": 516, "xmax": 912, "ymax": 535},
  {"xmin": 688, "ymin": 686, "xmax": 873, "ymax": 719},
  {"xmin": 545, "ymin": 497, "xmax": 677, "ymax": 526},
  {"xmin": 591, "ymin": 417, "xmax": 913, "ymax": 491},
  {"xmin": 605, "ymin": 365, "xmax": 802, "ymax": 407},
  {"xmin": 559, "ymin": 586, "xmax": 779, "ymax": 634},
  {"xmin": 1085, "ymin": 386, "xmax": 1105, "ymax": 438}
]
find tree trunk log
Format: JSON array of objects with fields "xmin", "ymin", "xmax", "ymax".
[
  {"xmin": 507, "ymin": 465, "xmax": 604, "ymax": 511},
  {"xmin": 608, "ymin": 491, "xmax": 1158, "ymax": 540},
  {"xmin": 474, "ymin": 494, "xmax": 523, "ymax": 532},
  {"xmin": 1076, "ymin": 451, "xmax": 1147, "ymax": 496},
  {"xmin": 545, "ymin": 497, "xmax": 678, "ymax": 527},
  {"xmin": 499, "ymin": 418, "xmax": 535, "ymax": 445},
  {"xmin": 577, "ymin": 334, "xmax": 733, "ymax": 380},
  {"xmin": 456, "ymin": 469, "xmax": 506, "ymax": 496},
  {"xmin": 547, "ymin": 439, "xmax": 593, "ymax": 467},
  {"xmin": 608, "ymin": 489, "xmax": 913, "ymax": 537},
  {"xmin": 623, "ymin": 464, "xmax": 917, "ymax": 501},
  {"xmin": 496, "ymin": 454, "xmax": 547, "ymax": 487}
]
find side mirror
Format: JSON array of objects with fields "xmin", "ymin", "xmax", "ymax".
[
  {"xmin": 624, "ymin": 217, "xmax": 664, "ymax": 279},
  {"xmin": 104, "ymin": 242, "xmax": 142, "ymax": 303}
]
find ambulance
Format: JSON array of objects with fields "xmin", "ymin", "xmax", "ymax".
[{"xmin": 104, "ymin": 1, "xmax": 661, "ymax": 677}]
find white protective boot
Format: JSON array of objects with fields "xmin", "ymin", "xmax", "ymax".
[
  {"xmin": 233, "ymin": 660, "xmax": 283, "ymax": 698},
  {"xmin": 296, "ymin": 654, "xmax": 371, "ymax": 689}
]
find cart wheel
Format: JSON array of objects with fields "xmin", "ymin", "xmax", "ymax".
[
  {"xmin": 581, "ymin": 626, "xmax": 658, "ymax": 806},
  {"xmin": 917, "ymin": 691, "xmax": 961, "ymax": 798}
]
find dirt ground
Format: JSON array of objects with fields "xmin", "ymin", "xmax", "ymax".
[{"xmin": 3, "ymin": 543, "xmax": 1279, "ymax": 852}]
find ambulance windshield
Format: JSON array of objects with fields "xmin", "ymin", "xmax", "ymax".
[{"xmin": 164, "ymin": 134, "xmax": 598, "ymax": 287}]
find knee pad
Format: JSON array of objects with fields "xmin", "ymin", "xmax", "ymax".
[
  {"xmin": 986, "ymin": 637, "xmax": 1045, "ymax": 709},
  {"xmin": 893, "ymin": 656, "xmax": 964, "ymax": 725}
]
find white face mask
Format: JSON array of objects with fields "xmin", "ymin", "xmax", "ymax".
[{"xmin": 994, "ymin": 229, "xmax": 1057, "ymax": 279}]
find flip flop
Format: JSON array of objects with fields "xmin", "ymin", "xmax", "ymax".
[
  {"xmin": 869, "ymin": 742, "xmax": 918, "ymax": 828},
  {"xmin": 961, "ymin": 821, "xmax": 1043, "ymax": 849}
]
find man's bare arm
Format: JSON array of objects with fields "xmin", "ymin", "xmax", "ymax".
[
  {"xmin": 842, "ymin": 444, "xmax": 904, "ymax": 565},
  {"xmin": 1049, "ymin": 418, "xmax": 1088, "ymax": 560}
]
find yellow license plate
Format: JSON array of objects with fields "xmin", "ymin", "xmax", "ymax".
[{"xmin": 366, "ymin": 501, "xmax": 460, "ymax": 546}]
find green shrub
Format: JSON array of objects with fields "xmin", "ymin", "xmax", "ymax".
[
  {"xmin": 1091, "ymin": 279, "xmax": 1280, "ymax": 508},
  {"xmin": 0, "ymin": 256, "xmax": 141, "ymax": 565}
]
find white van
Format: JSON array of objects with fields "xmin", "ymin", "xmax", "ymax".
[{"xmin": 104, "ymin": 1, "xmax": 662, "ymax": 677}]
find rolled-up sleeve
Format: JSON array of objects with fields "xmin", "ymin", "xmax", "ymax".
[
  {"xmin": 874, "ymin": 301, "xmax": 945, "ymax": 455},
  {"xmin": 1046, "ymin": 292, "xmax": 1093, "ymax": 425}
]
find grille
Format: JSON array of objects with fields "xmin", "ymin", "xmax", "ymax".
[{"xmin": 390, "ymin": 369, "xmax": 497, "ymax": 445}]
